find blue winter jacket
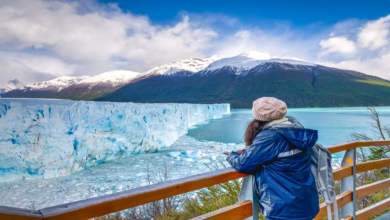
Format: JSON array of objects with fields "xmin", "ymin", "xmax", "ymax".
[{"xmin": 227, "ymin": 124, "xmax": 319, "ymax": 220}]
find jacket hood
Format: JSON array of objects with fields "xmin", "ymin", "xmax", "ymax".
[{"xmin": 268, "ymin": 124, "xmax": 318, "ymax": 151}]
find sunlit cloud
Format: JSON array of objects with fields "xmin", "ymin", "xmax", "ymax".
[
  {"xmin": 319, "ymin": 36, "xmax": 357, "ymax": 56},
  {"xmin": 317, "ymin": 14, "xmax": 390, "ymax": 79},
  {"xmin": 0, "ymin": 0, "xmax": 216, "ymax": 83},
  {"xmin": 358, "ymin": 15, "xmax": 390, "ymax": 50}
]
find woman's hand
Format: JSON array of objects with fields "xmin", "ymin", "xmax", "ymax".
[
  {"xmin": 235, "ymin": 149, "xmax": 245, "ymax": 155},
  {"xmin": 224, "ymin": 149, "xmax": 245, "ymax": 155}
]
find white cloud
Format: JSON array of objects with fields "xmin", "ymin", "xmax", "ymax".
[
  {"xmin": 319, "ymin": 36, "xmax": 357, "ymax": 56},
  {"xmin": 358, "ymin": 15, "xmax": 390, "ymax": 50},
  {"xmin": 0, "ymin": 58, "xmax": 54, "ymax": 84},
  {"xmin": 0, "ymin": 51, "xmax": 75, "ymax": 76},
  {"xmin": 317, "ymin": 15, "xmax": 390, "ymax": 79},
  {"xmin": 319, "ymin": 51, "xmax": 390, "ymax": 80},
  {"xmin": 0, "ymin": 0, "xmax": 217, "ymax": 82}
]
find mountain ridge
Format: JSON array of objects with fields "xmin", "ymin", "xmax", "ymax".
[
  {"xmin": 96, "ymin": 62, "xmax": 390, "ymax": 108},
  {"xmin": 0, "ymin": 79, "xmax": 24, "ymax": 97},
  {"xmin": 3, "ymin": 51, "xmax": 390, "ymax": 108}
]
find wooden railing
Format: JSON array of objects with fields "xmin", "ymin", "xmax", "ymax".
[{"xmin": 1, "ymin": 140, "xmax": 390, "ymax": 220}]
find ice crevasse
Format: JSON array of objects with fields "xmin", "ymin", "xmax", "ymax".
[{"xmin": 0, "ymin": 99, "xmax": 230, "ymax": 182}]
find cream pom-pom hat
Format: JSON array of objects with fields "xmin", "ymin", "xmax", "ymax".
[{"xmin": 252, "ymin": 97, "xmax": 287, "ymax": 121}]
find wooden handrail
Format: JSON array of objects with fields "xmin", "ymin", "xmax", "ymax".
[
  {"xmin": 356, "ymin": 158, "xmax": 390, "ymax": 173},
  {"xmin": 333, "ymin": 165, "xmax": 353, "ymax": 181},
  {"xmin": 0, "ymin": 206, "xmax": 43, "ymax": 220},
  {"xmin": 356, "ymin": 178, "xmax": 390, "ymax": 199},
  {"xmin": 39, "ymin": 168, "xmax": 248, "ymax": 220},
  {"xmin": 355, "ymin": 197, "xmax": 390, "ymax": 220},
  {"xmin": 326, "ymin": 140, "xmax": 390, "ymax": 154},
  {"xmin": 190, "ymin": 200, "xmax": 253, "ymax": 220},
  {"xmin": 333, "ymin": 158, "xmax": 390, "ymax": 181}
]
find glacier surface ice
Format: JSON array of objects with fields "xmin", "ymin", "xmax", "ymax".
[{"xmin": 0, "ymin": 99, "xmax": 229, "ymax": 182}]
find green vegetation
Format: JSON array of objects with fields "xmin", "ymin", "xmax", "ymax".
[
  {"xmin": 350, "ymin": 107, "xmax": 390, "ymax": 219},
  {"xmin": 355, "ymin": 79, "xmax": 390, "ymax": 87}
]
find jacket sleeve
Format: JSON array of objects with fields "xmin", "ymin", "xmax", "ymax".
[{"xmin": 226, "ymin": 131, "xmax": 280, "ymax": 174}]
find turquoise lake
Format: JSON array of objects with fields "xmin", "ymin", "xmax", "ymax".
[{"xmin": 188, "ymin": 107, "xmax": 390, "ymax": 158}]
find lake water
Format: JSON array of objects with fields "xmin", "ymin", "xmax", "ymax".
[
  {"xmin": 1, "ymin": 106, "xmax": 390, "ymax": 209},
  {"xmin": 188, "ymin": 107, "xmax": 390, "ymax": 159}
]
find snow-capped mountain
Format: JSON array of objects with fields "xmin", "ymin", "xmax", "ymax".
[
  {"xmin": 21, "ymin": 76, "xmax": 90, "ymax": 92},
  {"xmin": 203, "ymin": 50, "xmax": 315, "ymax": 74},
  {"xmin": 6, "ymin": 50, "xmax": 390, "ymax": 108},
  {"xmin": 77, "ymin": 70, "xmax": 139, "ymax": 87},
  {"xmin": 4, "ymin": 70, "xmax": 140, "ymax": 100},
  {"xmin": 143, "ymin": 55, "xmax": 221, "ymax": 77},
  {"xmin": 98, "ymin": 51, "xmax": 390, "ymax": 108},
  {"xmin": 0, "ymin": 79, "xmax": 24, "ymax": 96},
  {"xmin": 53, "ymin": 70, "xmax": 140, "ymax": 100}
]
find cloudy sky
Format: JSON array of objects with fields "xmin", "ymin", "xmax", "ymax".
[{"xmin": 0, "ymin": 0, "xmax": 390, "ymax": 84}]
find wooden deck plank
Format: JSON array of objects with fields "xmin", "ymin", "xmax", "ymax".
[{"xmin": 190, "ymin": 200, "xmax": 252, "ymax": 220}]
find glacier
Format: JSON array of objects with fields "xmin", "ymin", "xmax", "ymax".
[{"xmin": 0, "ymin": 99, "xmax": 229, "ymax": 182}]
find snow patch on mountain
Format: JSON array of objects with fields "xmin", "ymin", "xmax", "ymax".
[
  {"xmin": 0, "ymin": 79, "xmax": 24, "ymax": 96},
  {"xmin": 78, "ymin": 70, "xmax": 140, "ymax": 87},
  {"xmin": 143, "ymin": 55, "xmax": 221, "ymax": 76},
  {"xmin": 22, "ymin": 76, "xmax": 90, "ymax": 92},
  {"xmin": 205, "ymin": 50, "xmax": 316, "ymax": 74},
  {"xmin": 18, "ymin": 70, "xmax": 139, "ymax": 93}
]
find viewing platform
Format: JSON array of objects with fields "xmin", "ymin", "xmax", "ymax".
[{"xmin": 1, "ymin": 140, "xmax": 390, "ymax": 220}]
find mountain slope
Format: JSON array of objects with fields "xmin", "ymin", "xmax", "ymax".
[
  {"xmin": 3, "ymin": 76, "xmax": 89, "ymax": 99},
  {"xmin": 97, "ymin": 62, "xmax": 390, "ymax": 108},
  {"xmin": 55, "ymin": 70, "xmax": 140, "ymax": 100},
  {"xmin": 0, "ymin": 79, "xmax": 24, "ymax": 97},
  {"xmin": 3, "ymin": 70, "xmax": 140, "ymax": 100},
  {"xmin": 141, "ymin": 55, "xmax": 221, "ymax": 77}
]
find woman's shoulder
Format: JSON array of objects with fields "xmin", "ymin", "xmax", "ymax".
[{"xmin": 253, "ymin": 129, "xmax": 283, "ymax": 144}]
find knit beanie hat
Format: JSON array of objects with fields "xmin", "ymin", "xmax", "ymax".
[{"xmin": 252, "ymin": 97, "xmax": 287, "ymax": 121}]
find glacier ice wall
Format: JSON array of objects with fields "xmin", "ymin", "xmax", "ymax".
[{"xmin": 0, "ymin": 99, "xmax": 229, "ymax": 182}]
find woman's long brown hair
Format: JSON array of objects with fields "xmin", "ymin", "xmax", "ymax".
[{"xmin": 244, "ymin": 119, "xmax": 269, "ymax": 146}]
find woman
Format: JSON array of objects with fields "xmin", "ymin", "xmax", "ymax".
[{"xmin": 226, "ymin": 97, "xmax": 319, "ymax": 220}]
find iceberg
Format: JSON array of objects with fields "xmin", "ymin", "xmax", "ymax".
[{"xmin": 0, "ymin": 99, "xmax": 229, "ymax": 182}]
